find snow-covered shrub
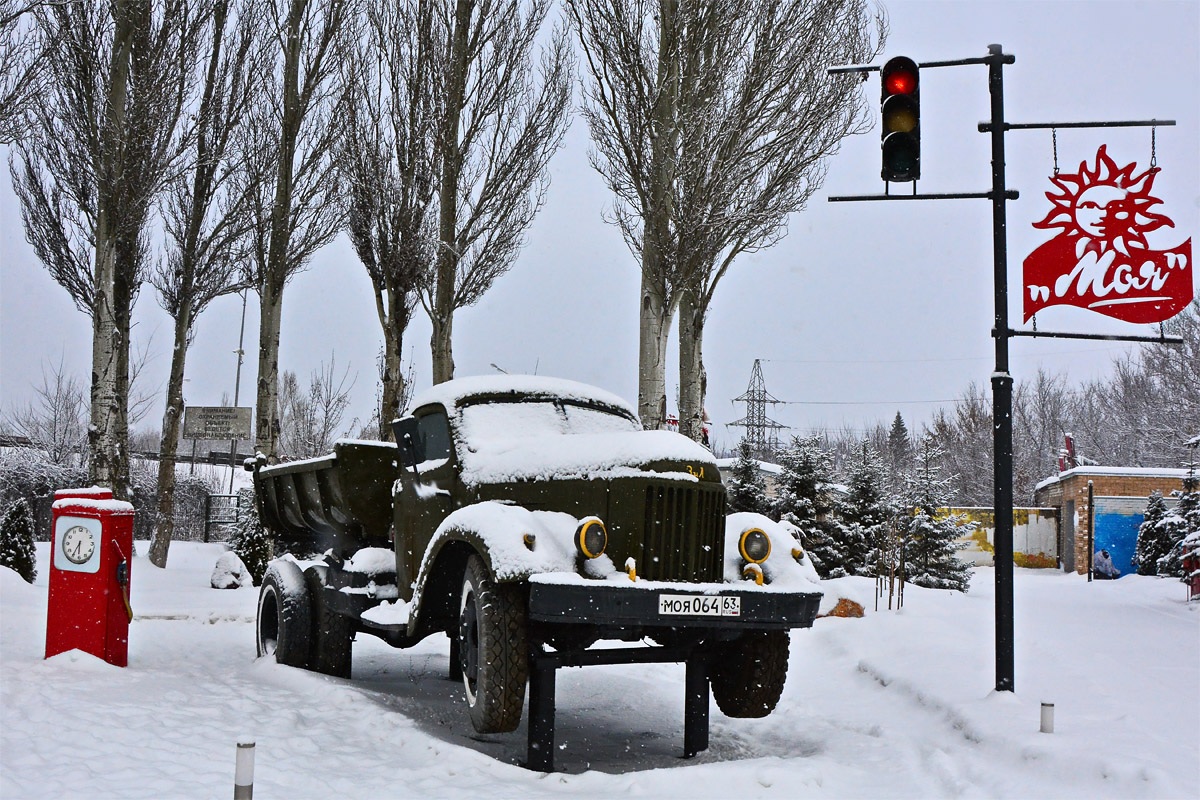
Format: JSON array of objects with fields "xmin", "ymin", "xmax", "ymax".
[
  {"xmin": 227, "ymin": 488, "xmax": 271, "ymax": 585},
  {"xmin": 211, "ymin": 550, "xmax": 251, "ymax": 589},
  {"xmin": 0, "ymin": 498, "xmax": 37, "ymax": 583},
  {"xmin": 0, "ymin": 449, "xmax": 88, "ymax": 540}
]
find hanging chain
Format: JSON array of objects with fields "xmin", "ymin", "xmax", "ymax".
[
  {"xmin": 1150, "ymin": 125, "xmax": 1157, "ymax": 169},
  {"xmin": 1051, "ymin": 128, "xmax": 1059, "ymax": 176}
]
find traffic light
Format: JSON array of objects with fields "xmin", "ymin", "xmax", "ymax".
[{"xmin": 881, "ymin": 56, "xmax": 920, "ymax": 182}]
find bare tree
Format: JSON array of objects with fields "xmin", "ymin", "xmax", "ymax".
[
  {"xmin": 568, "ymin": 0, "xmax": 684, "ymax": 429},
  {"xmin": 148, "ymin": 0, "xmax": 265, "ymax": 568},
  {"xmin": 570, "ymin": 0, "xmax": 883, "ymax": 434},
  {"xmin": 425, "ymin": 0, "xmax": 573, "ymax": 384},
  {"xmin": 339, "ymin": 0, "xmax": 441, "ymax": 435},
  {"xmin": 243, "ymin": 0, "xmax": 351, "ymax": 461},
  {"xmin": 1, "ymin": 357, "xmax": 87, "ymax": 466},
  {"xmin": 277, "ymin": 355, "xmax": 356, "ymax": 459},
  {"xmin": 0, "ymin": 0, "xmax": 45, "ymax": 144},
  {"xmin": 11, "ymin": 0, "xmax": 210, "ymax": 497},
  {"xmin": 1011, "ymin": 368, "xmax": 1073, "ymax": 500},
  {"xmin": 673, "ymin": 0, "xmax": 883, "ymax": 442}
]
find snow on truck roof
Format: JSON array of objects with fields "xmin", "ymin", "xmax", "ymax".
[{"xmin": 407, "ymin": 375, "xmax": 637, "ymax": 417}]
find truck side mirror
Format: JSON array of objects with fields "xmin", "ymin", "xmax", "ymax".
[{"xmin": 392, "ymin": 417, "xmax": 421, "ymax": 471}]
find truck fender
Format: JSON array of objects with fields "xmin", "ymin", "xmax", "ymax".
[
  {"xmin": 405, "ymin": 502, "xmax": 600, "ymax": 639},
  {"xmin": 725, "ymin": 512, "xmax": 823, "ymax": 589}
]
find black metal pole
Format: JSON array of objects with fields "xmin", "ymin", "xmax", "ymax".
[
  {"xmin": 1087, "ymin": 480, "xmax": 1095, "ymax": 582},
  {"xmin": 986, "ymin": 44, "xmax": 1016, "ymax": 693}
]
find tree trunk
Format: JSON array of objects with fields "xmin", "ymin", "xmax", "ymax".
[
  {"xmin": 678, "ymin": 286, "xmax": 707, "ymax": 444},
  {"xmin": 431, "ymin": 0, "xmax": 471, "ymax": 386},
  {"xmin": 254, "ymin": 281, "xmax": 283, "ymax": 460},
  {"xmin": 636, "ymin": 0, "xmax": 679, "ymax": 431},
  {"xmin": 638, "ymin": 276, "xmax": 672, "ymax": 430},
  {"xmin": 88, "ymin": 0, "xmax": 134, "ymax": 497},
  {"xmin": 378, "ymin": 297, "xmax": 409, "ymax": 440},
  {"xmin": 149, "ymin": 304, "xmax": 191, "ymax": 567},
  {"xmin": 253, "ymin": 0, "xmax": 303, "ymax": 460}
]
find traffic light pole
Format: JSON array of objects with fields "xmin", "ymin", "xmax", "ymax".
[
  {"xmin": 828, "ymin": 44, "xmax": 1180, "ymax": 695},
  {"xmin": 984, "ymin": 44, "xmax": 1016, "ymax": 692}
]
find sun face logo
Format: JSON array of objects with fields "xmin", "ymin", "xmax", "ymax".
[{"xmin": 1023, "ymin": 145, "xmax": 1192, "ymax": 324}]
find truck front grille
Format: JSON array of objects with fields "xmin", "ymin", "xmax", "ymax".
[{"xmin": 640, "ymin": 483, "xmax": 725, "ymax": 581}]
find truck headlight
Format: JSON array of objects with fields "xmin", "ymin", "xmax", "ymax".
[
  {"xmin": 738, "ymin": 528, "xmax": 771, "ymax": 564},
  {"xmin": 575, "ymin": 518, "xmax": 607, "ymax": 559}
]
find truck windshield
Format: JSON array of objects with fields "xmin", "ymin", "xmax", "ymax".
[{"xmin": 460, "ymin": 400, "xmax": 640, "ymax": 442}]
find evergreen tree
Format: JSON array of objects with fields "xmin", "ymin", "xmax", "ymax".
[
  {"xmin": 0, "ymin": 498, "xmax": 37, "ymax": 583},
  {"xmin": 773, "ymin": 435, "xmax": 845, "ymax": 577},
  {"xmin": 835, "ymin": 440, "xmax": 894, "ymax": 576},
  {"xmin": 898, "ymin": 437, "xmax": 973, "ymax": 592},
  {"xmin": 228, "ymin": 488, "xmax": 271, "ymax": 586},
  {"xmin": 725, "ymin": 438, "xmax": 769, "ymax": 515},
  {"xmin": 1133, "ymin": 491, "xmax": 1171, "ymax": 575},
  {"xmin": 1156, "ymin": 460, "xmax": 1199, "ymax": 578},
  {"xmin": 887, "ymin": 411, "xmax": 913, "ymax": 489}
]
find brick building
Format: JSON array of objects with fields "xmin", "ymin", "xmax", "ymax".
[{"xmin": 1033, "ymin": 467, "xmax": 1188, "ymax": 575}]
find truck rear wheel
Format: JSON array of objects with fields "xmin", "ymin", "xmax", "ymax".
[
  {"xmin": 306, "ymin": 571, "xmax": 353, "ymax": 678},
  {"xmin": 257, "ymin": 560, "xmax": 312, "ymax": 668},
  {"xmin": 458, "ymin": 555, "xmax": 527, "ymax": 733},
  {"xmin": 710, "ymin": 630, "xmax": 789, "ymax": 718}
]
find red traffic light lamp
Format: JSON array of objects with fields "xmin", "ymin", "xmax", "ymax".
[{"xmin": 881, "ymin": 56, "xmax": 920, "ymax": 182}]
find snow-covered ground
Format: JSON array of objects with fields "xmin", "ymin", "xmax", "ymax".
[{"xmin": 2, "ymin": 543, "xmax": 1196, "ymax": 798}]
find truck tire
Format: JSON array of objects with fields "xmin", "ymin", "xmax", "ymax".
[
  {"xmin": 306, "ymin": 571, "xmax": 353, "ymax": 678},
  {"xmin": 257, "ymin": 560, "xmax": 312, "ymax": 668},
  {"xmin": 458, "ymin": 555, "xmax": 528, "ymax": 733},
  {"xmin": 709, "ymin": 630, "xmax": 789, "ymax": 718}
]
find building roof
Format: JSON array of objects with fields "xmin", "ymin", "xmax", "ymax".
[{"xmin": 1035, "ymin": 465, "xmax": 1192, "ymax": 493}]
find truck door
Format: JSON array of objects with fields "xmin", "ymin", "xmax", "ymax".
[{"xmin": 393, "ymin": 408, "xmax": 456, "ymax": 600}]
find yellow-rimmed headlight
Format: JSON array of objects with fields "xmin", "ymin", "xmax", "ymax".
[
  {"xmin": 738, "ymin": 528, "xmax": 771, "ymax": 564},
  {"xmin": 575, "ymin": 518, "xmax": 608, "ymax": 559}
]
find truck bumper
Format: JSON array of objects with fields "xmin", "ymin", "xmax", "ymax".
[{"xmin": 527, "ymin": 581, "xmax": 821, "ymax": 630}]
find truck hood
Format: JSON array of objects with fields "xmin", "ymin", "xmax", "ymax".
[{"xmin": 458, "ymin": 430, "xmax": 718, "ymax": 486}]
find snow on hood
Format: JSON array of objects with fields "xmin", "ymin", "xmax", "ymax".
[
  {"xmin": 460, "ymin": 430, "xmax": 714, "ymax": 485},
  {"xmin": 408, "ymin": 374, "xmax": 636, "ymax": 416}
]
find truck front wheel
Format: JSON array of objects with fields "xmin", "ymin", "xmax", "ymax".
[
  {"xmin": 257, "ymin": 561, "xmax": 312, "ymax": 668},
  {"xmin": 458, "ymin": 555, "xmax": 528, "ymax": 733},
  {"xmin": 709, "ymin": 630, "xmax": 789, "ymax": 718}
]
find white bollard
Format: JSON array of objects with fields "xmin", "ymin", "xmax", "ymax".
[
  {"xmin": 1040, "ymin": 702, "xmax": 1054, "ymax": 734},
  {"xmin": 234, "ymin": 739, "xmax": 255, "ymax": 799}
]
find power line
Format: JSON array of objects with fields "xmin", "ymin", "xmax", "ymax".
[{"xmin": 776, "ymin": 398, "xmax": 958, "ymax": 406}]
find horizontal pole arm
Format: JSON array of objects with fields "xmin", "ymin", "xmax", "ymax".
[
  {"xmin": 980, "ymin": 119, "xmax": 1176, "ymax": 132},
  {"xmin": 827, "ymin": 54, "xmax": 1002, "ymax": 75},
  {"xmin": 1001, "ymin": 328, "xmax": 1183, "ymax": 344},
  {"xmin": 829, "ymin": 190, "xmax": 1018, "ymax": 202}
]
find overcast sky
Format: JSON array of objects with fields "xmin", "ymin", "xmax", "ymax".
[{"xmin": 2, "ymin": 0, "xmax": 1197, "ymax": 453}]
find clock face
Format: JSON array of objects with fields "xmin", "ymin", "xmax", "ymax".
[{"xmin": 62, "ymin": 525, "xmax": 96, "ymax": 565}]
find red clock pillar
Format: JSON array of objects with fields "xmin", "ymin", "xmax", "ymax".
[{"xmin": 45, "ymin": 488, "xmax": 134, "ymax": 667}]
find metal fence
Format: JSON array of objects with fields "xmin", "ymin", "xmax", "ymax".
[{"xmin": 204, "ymin": 494, "xmax": 241, "ymax": 542}]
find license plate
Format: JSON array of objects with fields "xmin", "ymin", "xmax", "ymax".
[{"xmin": 658, "ymin": 594, "xmax": 741, "ymax": 617}]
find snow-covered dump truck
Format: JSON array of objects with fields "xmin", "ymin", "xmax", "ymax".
[{"xmin": 249, "ymin": 376, "xmax": 821, "ymax": 770}]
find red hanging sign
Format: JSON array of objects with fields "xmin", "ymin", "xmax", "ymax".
[{"xmin": 1022, "ymin": 145, "xmax": 1192, "ymax": 324}]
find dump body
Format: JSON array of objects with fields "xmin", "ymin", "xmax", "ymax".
[{"xmin": 255, "ymin": 440, "xmax": 397, "ymax": 553}]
